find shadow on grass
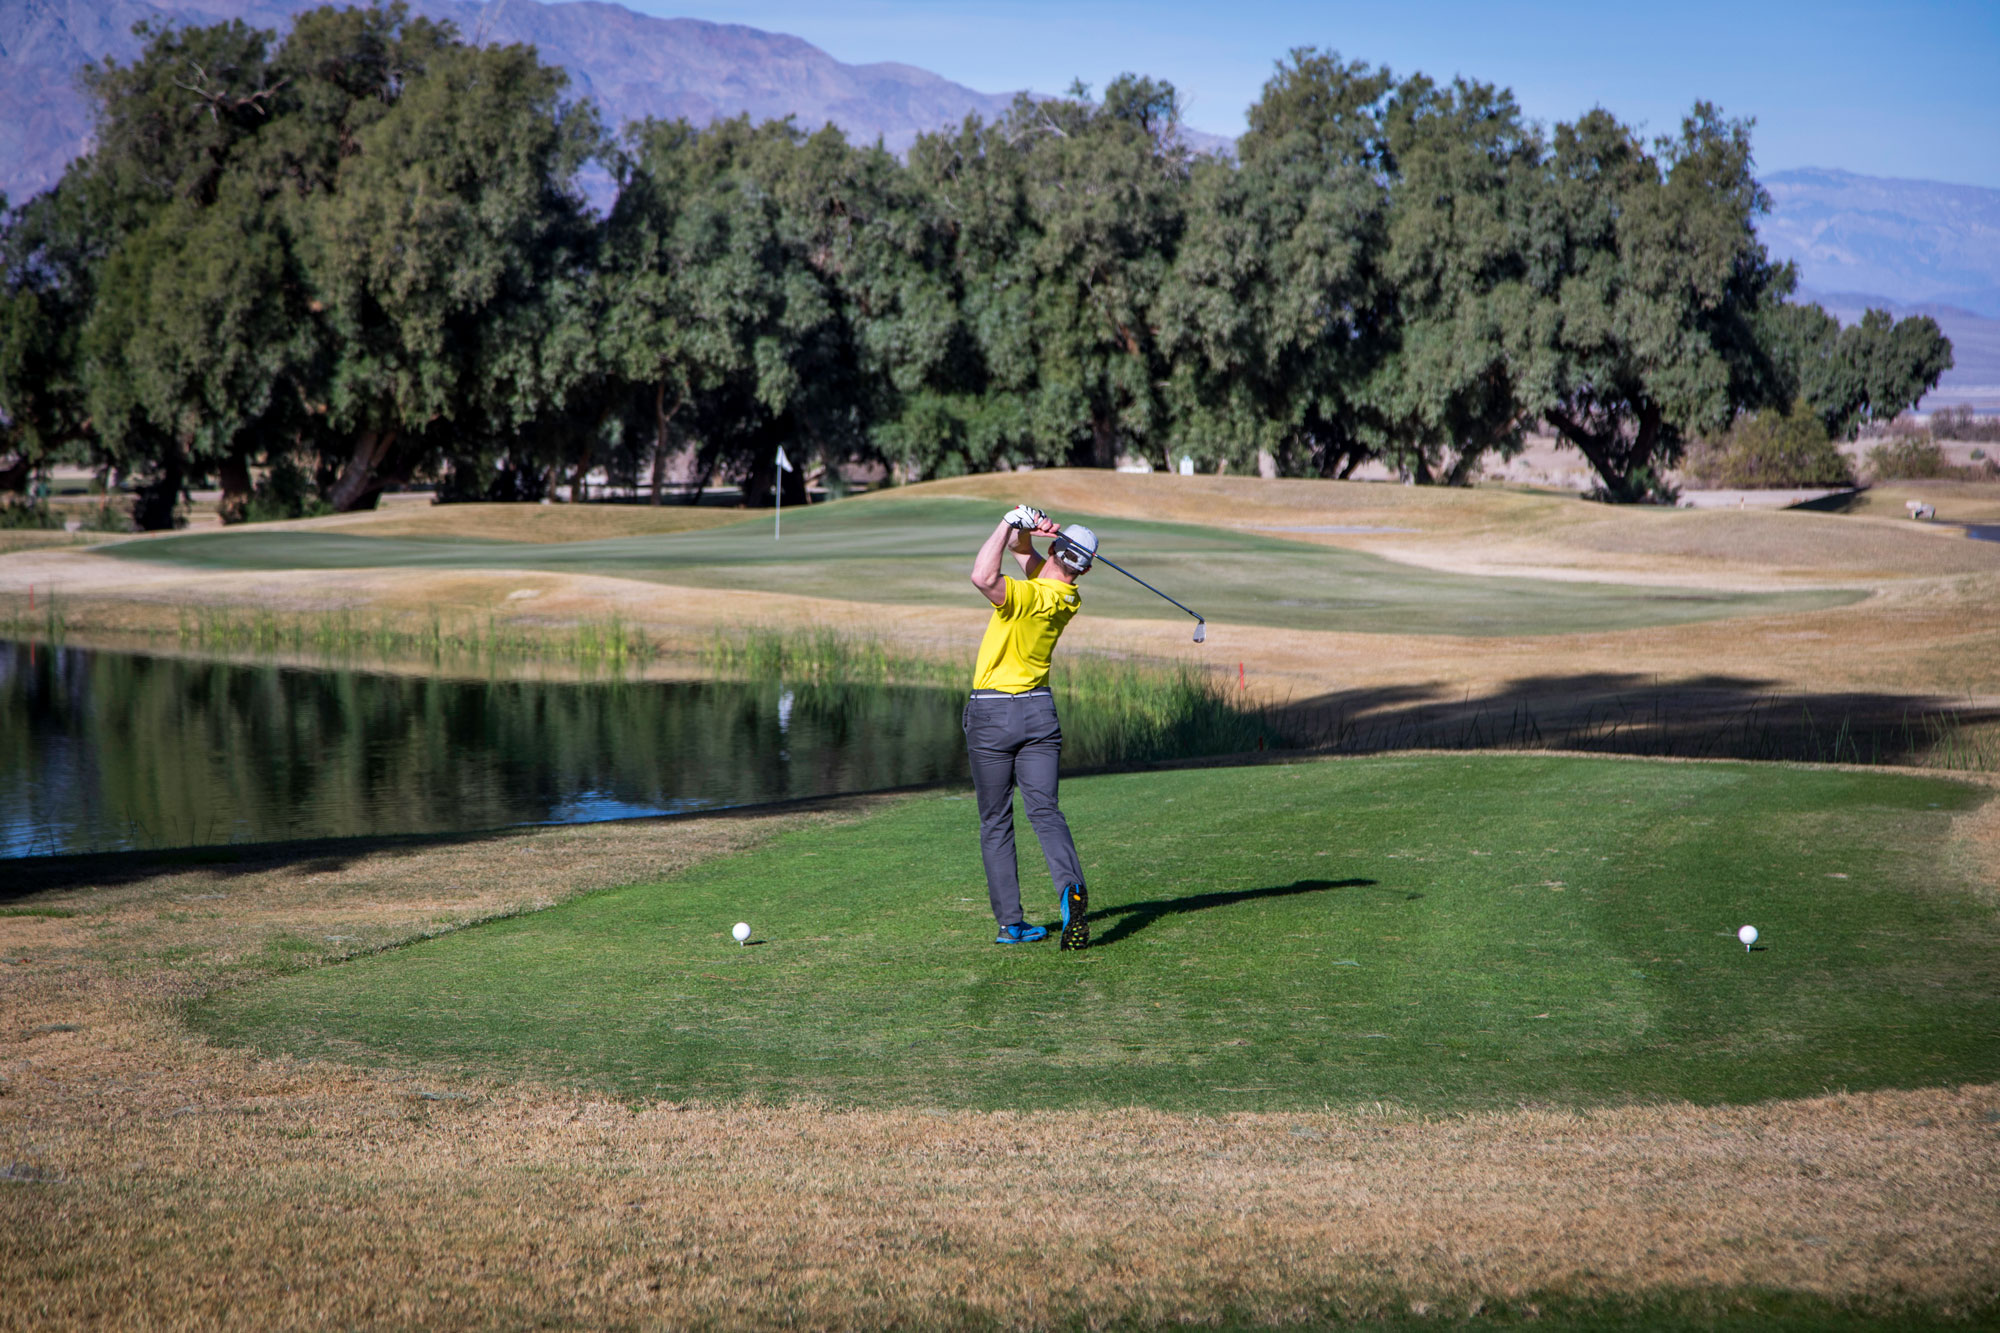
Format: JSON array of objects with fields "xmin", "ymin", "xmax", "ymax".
[
  {"xmin": 0, "ymin": 792, "xmax": 880, "ymax": 903},
  {"xmin": 1274, "ymin": 671, "xmax": 2000, "ymax": 769},
  {"xmin": 1082, "ymin": 877, "xmax": 1377, "ymax": 948}
]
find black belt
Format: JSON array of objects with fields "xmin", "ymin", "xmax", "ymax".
[{"xmin": 968, "ymin": 688, "xmax": 1052, "ymax": 700}]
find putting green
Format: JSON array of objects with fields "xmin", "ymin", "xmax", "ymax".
[
  {"xmin": 108, "ymin": 495, "xmax": 1858, "ymax": 636},
  {"xmin": 194, "ymin": 754, "xmax": 1999, "ymax": 1112}
]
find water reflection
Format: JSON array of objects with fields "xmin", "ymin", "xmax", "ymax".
[{"xmin": 0, "ymin": 641, "xmax": 970, "ymax": 858}]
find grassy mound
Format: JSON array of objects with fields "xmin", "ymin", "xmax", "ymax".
[
  {"xmin": 111, "ymin": 494, "xmax": 1857, "ymax": 636},
  {"xmin": 194, "ymin": 754, "xmax": 1998, "ymax": 1113}
]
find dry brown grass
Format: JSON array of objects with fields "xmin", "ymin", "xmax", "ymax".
[
  {"xmin": 914, "ymin": 471, "xmax": 2000, "ymax": 586},
  {"xmin": 1833, "ymin": 480, "xmax": 2000, "ymax": 524},
  {"xmin": 0, "ymin": 531, "xmax": 116, "ymax": 557},
  {"xmin": 250, "ymin": 498, "xmax": 755, "ymax": 543},
  {"xmin": 4, "ymin": 786, "xmax": 1998, "ymax": 1330}
]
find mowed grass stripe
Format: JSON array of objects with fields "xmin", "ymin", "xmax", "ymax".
[
  {"xmin": 193, "ymin": 755, "xmax": 2000, "ymax": 1112},
  {"xmin": 106, "ymin": 495, "xmax": 1859, "ymax": 636}
]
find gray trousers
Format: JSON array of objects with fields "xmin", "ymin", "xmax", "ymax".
[{"xmin": 963, "ymin": 691, "xmax": 1084, "ymax": 927}]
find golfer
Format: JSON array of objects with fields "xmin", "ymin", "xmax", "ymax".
[{"xmin": 966, "ymin": 505, "xmax": 1097, "ymax": 949}]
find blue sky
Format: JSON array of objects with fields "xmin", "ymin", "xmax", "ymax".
[{"xmin": 632, "ymin": 0, "xmax": 2000, "ymax": 188}]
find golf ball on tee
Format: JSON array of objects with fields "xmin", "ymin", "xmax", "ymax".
[
  {"xmin": 732, "ymin": 921, "xmax": 751, "ymax": 944},
  {"xmin": 1738, "ymin": 924, "xmax": 1759, "ymax": 948}
]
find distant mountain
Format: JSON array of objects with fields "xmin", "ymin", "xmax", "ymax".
[
  {"xmin": 0, "ymin": 0, "xmax": 1024, "ymax": 202},
  {"xmin": 1760, "ymin": 168, "xmax": 2000, "ymax": 320},
  {"xmin": 1756, "ymin": 168, "xmax": 2000, "ymax": 411}
]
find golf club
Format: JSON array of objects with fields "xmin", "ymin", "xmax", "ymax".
[
  {"xmin": 1093, "ymin": 551, "xmax": 1207, "ymax": 643},
  {"xmin": 1048, "ymin": 526, "xmax": 1207, "ymax": 642}
]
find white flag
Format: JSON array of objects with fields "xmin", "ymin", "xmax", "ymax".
[{"xmin": 773, "ymin": 445, "xmax": 792, "ymax": 540}]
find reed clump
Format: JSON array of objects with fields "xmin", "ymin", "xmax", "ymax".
[
  {"xmin": 1, "ymin": 588, "xmax": 69, "ymax": 643},
  {"xmin": 705, "ymin": 628, "xmax": 1282, "ymax": 768},
  {"xmin": 704, "ymin": 626, "xmax": 946, "ymax": 687},
  {"xmin": 174, "ymin": 607, "xmax": 658, "ymax": 667}
]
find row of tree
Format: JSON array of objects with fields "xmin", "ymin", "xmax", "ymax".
[{"xmin": 0, "ymin": 4, "xmax": 1955, "ymax": 526}]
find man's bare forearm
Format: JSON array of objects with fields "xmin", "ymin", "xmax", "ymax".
[{"xmin": 971, "ymin": 520, "xmax": 1017, "ymax": 605}]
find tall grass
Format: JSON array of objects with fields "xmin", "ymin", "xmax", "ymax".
[
  {"xmin": 704, "ymin": 627, "xmax": 1280, "ymax": 768},
  {"xmin": 174, "ymin": 607, "xmax": 657, "ymax": 668},
  {"xmin": 0, "ymin": 587, "xmax": 68, "ymax": 644},
  {"xmin": 704, "ymin": 626, "xmax": 946, "ymax": 686}
]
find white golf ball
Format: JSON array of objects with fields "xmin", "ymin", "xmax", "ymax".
[
  {"xmin": 732, "ymin": 921, "xmax": 752, "ymax": 944},
  {"xmin": 1738, "ymin": 924, "xmax": 1759, "ymax": 947}
]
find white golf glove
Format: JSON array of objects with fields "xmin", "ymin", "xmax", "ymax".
[{"xmin": 1003, "ymin": 504, "xmax": 1047, "ymax": 531}]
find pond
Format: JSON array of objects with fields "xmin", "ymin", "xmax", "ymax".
[{"xmin": 0, "ymin": 641, "xmax": 976, "ymax": 859}]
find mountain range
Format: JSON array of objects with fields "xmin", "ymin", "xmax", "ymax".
[
  {"xmin": 4, "ymin": 0, "xmax": 1993, "ymax": 407},
  {"xmin": 1761, "ymin": 169, "xmax": 2000, "ymax": 409},
  {"xmin": 0, "ymin": 0, "xmax": 1021, "ymax": 202}
]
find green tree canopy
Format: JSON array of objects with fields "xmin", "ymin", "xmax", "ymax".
[
  {"xmin": 1158, "ymin": 50, "xmax": 1392, "ymax": 478},
  {"xmin": 1758, "ymin": 300, "xmax": 1953, "ymax": 441},
  {"xmin": 1514, "ymin": 104, "xmax": 1790, "ymax": 502},
  {"xmin": 0, "ymin": 6, "xmax": 1957, "ymax": 515}
]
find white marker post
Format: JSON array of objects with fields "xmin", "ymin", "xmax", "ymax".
[{"xmin": 774, "ymin": 444, "xmax": 794, "ymax": 539}]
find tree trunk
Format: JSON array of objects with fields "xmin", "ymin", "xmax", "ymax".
[
  {"xmin": 685, "ymin": 440, "xmax": 714, "ymax": 506},
  {"xmin": 1089, "ymin": 412, "xmax": 1117, "ymax": 469},
  {"xmin": 1443, "ymin": 446, "xmax": 1482, "ymax": 487},
  {"xmin": 571, "ymin": 446, "xmax": 592, "ymax": 504},
  {"xmin": 130, "ymin": 451, "xmax": 185, "ymax": 531},
  {"xmin": 1544, "ymin": 406, "xmax": 1627, "ymax": 499},
  {"xmin": 327, "ymin": 427, "xmax": 398, "ymax": 513},
  {"xmin": 651, "ymin": 384, "xmax": 668, "ymax": 505},
  {"xmin": 217, "ymin": 452, "xmax": 254, "ymax": 524},
  {"xmin": 1630, "ymin": 402, "xmax": 1665, "ymax": 498}
]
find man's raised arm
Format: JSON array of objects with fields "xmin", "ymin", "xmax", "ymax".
[{"xmin": 972, "ymin": 506, "xmax": 1059, "ymax": 606}]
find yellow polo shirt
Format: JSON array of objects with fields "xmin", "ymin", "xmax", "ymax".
[{"xmin": 972, "ymin": 576, "xmax": 1081, "ymax": 692}]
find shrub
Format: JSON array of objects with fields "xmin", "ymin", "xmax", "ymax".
[
  {"xmin": 242, "ymin": 456, "xmax": 333, "ymax": 523},
  {"xmin": 0, "ymin": 501, "xmax": 62, "ymax": 529},
  {"xmin": 75, "ymin": 501, "xmax": 132, "ymax": 532},
  {"xmin": 1864, "ymin": 434, "xmax": 1960, "ymax": 480},
  {"xmin": 1929, "ymin": 405, "xmax": 2000, "ymax": 444},
  {"xmin": 1685, "ymin": 402, "xmax": 1852, "ymax": 488}
]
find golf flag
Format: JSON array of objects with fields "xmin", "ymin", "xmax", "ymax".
[{"xmin": 774, "ymin": 445, "xmax": 793, "ymax": 539}]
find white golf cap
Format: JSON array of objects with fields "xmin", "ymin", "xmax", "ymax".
[{"xmin": 1053, "ymin": 524, "xmax": 1097, "ymax": 572}]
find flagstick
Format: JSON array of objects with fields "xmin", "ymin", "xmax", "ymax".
[{"xmin": 773, "ymin": 444, "xmax": 794, "ymax": 539}]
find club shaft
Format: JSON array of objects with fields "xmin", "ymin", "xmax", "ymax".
[{"xmin": 1093, "ymin": 553, "xmax": 1205, "ymax": 625}]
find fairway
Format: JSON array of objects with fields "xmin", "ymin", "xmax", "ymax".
[
  {"xmin": 196, "ymin": 754, "xmax": 1999, "ymax": 1113},
  {"xmin": 108, "ymin": 494, "xmax": 1858, "ymax": 636}
]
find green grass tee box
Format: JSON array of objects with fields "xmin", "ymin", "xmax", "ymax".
[
  {"xmin": 194, "ymin": 755, "xmax": 1999, "ymax": 1114},
  {"xmin": 104, "ymin": 496, "xmax": 1858, "ymax": 636}
]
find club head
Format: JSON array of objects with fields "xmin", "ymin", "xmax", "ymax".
[{"xmin": 1192, "ymin": 621, "xmax": 1206, "ymax": 643}]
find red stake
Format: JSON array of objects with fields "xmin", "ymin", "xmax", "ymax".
[{"xmin": 1238, "ymin": 660, "xmax": 1245, "ymax": 690}]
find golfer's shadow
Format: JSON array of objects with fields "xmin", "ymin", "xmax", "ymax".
[{"xmin": 1077, "ymin": 878, "xmax": 1377, "ymax": 948}]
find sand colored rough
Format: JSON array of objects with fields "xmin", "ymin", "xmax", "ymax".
[
  {"xmin": 3, "ymin": 783, "xmax": 1998, "ymax": 1329},
  {"xmin": 908, "ymin": 471, "xmax": 2000, "ymax": 586},
  {"xmin": 231, "ymin": 497, "xmax": 757, "ymax": 543}
]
